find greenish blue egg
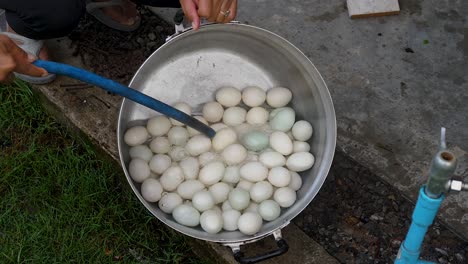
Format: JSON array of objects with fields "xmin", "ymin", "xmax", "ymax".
[
  {"xmin": 269, "ymin": 107, "xmax": 296, "ymax": 132},
  {"xmin": 241, "ymin": 131, "xmax": 269, "ymax": 152}
]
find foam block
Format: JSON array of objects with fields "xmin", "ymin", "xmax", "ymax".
[{"xmin": 347, "ymin": 0, "xmax": 400, "ymax": 19}]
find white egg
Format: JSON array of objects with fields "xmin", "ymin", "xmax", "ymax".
[
  {"xmin": 187, "ymin": 116, "xmax": 209, "ymax": 136},
  {"xmin": 269, "ymin": 107, "xmax": 296, "ymax": 132},
  {"xmin": 212, "ymin": 206, "xmax": 223, "ymax": 216},
  {"xmin": 245, "ymin": 152, "xmax": 260, "ymax": 162},
  {"xmin": 293, "ymin": 141, "xmax": 311, "ymax": 153},
  {"xmin": 259, "ymin": 151, "xmax": 286, "ymax": 168},
  {"xmin": 228, "ymin": 188, "xmax": 250, "ymax": 211},
  {"xmin": 160, "ymin": 166, "xmax": 184, "ymax": 191},
  {"xmin": 242, "ymin": 86, "xmax": 266, "ymax": 107},
  {"xmin": 129, "ymin": 145, "xmax": 153, "ymax": 162},
  {"xmin": 291, "ymin": 120, "xmax": 313, "ymax": 141},
  {"xmin": 274, "ymin": 187, "xmax": 296, "ymax": 208},
  {"xmin": 269, "ymin": 131, "xmax": 293, "ymax": 156},
  {"xmin": 286, "ymin": 152, "xmax": 315, "ymax": 172},
  {"xmin": 147, "ymin": 116, "xmax": 172, "ymax": 137},
  {"xmin": 179, "ymin": 157, "xmax": 200, "ymax": 180},
  {"xmin": 246, "ymin": 107, "xmax": 269, "ymax": 125},
  {"xmin": 149, "ymin": 137, "xmax": 171, "ymax": 154},
  {"xmin": 185, "ymin": 134, "xmax": 212, "ymax": 156},
  {"xmin": 129, "ymin": 158, "xmax": 151, "ymax": 183},
  {"xmin": 240, "ymin": 162, "xmax": 268, "ymax": 182},
  {"xmin": 141, "ymin": 178, "xmax": 163, "ymax": 202},
  {"xmin": 173, "ymin": 204, "xmax": 200, "ymax": 227},
  {"xmin": 171, "ymin": 102, "xmax": 192, "ymax": 126},
  {"xmin": 250, "ymin": 181, "xmax": 274, "ymax": 203},
  {"xmin": 267, "ymin": 167, "xmax": 291, "ymax": 187},
  {"xmin": 216, "ymin": 87, "xmax": 242, "ymax": 107},
  {"xmin": 222, "ymin": 210, "xmax": 241, "ymax": 231},
  {"xmin": 192, "ymin": 190, "xmax": 215, "ymax": 212},
  {"xmin": 199, "ymin": 152, "xmax": 219, "ymax": 167},
  {"xmin": 238, "ymin": 212, "xmax": 263, "ymax": 235},
  {"xmin": 258, "ymin": 200, "xmax": 281, "ymax": 221},
  {"xmin": 200, "ymin": 210, "xmax": 223, "ymax": 234},
  {"xmin": 222, "ymin": 166, "xmax": 241, "ymax": 184},
  {"xmin": 168, "ymin": 126, "xmax": 189, "ymax": 146},
  {"xmin": 158, "ymin": 192, "xmax": 183, "ymax": 214},
  {"xmin": 233, "ymin": 123, "xmax": 252, "ymax": 137},
  {"xmin": 124, "ymin": 126, "xmax": 149, "ymax": 146},
  {"xmin": 203, "ymin": 102, "xmax": 224, "ymax": 123},
  {"xmin": 212, "ymin": 128, "xmax": 238, "ymax": 152},
  {"xmin": 169, "ymin": 146, "xmax": 189, "ymax": 162},
  {"xmin": 199, "ymin": 161, "xmax": 225, "ymax": 185},
  {"xmin": 149, "ymin": 154, "xmax": 172, "ymax": 174},
  {"xmin": 210, "ymin": 122, "xmax": 228, "ymax": 132},
  {"xmin": 222, "ymin": 144, "xmax": 247, "ymax": 165},
  {"xmin": 236, "ymin": 180, "xmax": 254, "ymax": 191},
  {"xmin": 222, "ymin": 200, "xmax": 233, "ymax": 211},
  {"xmin": 223, "ymin": 107, "xmax": 247, "ymax": 126},
  {"xmin": 288, "ymin": 171, "xmax": 303, "ymax": 191},
  {"xmin": 266, "ymin": 87, "xmax": 292, "ymax": 108},
  {"xmin": 176, "ymin": 180, "xmax": 205, "ymax": 199},
  {"xmin": 209, "ymin": 182, "xmax": 231, "ymax": 204},
  {"xmin": 244, "ymin": 202, "xmax": 259, "ymax": 213}
]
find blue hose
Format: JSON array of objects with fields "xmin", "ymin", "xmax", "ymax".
[{"xmin": 34, "ymin": 60, "xmax": 215, "ymax": 138}]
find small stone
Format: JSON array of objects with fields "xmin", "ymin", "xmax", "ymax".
[
  {"xmin": 391, "ymin": 239, "xmax": 401, "ymax": 248},
  {"xmin": 438, "ymin": 257, "xmax": 448, "ymax": 264},
  {"xmin": 146, "ymin": 41, "xmax": 157, "ymax": 48},
  {"xmin": 455, "ymin": 253, "xmax": 465, "ymax": 262},
  {"xmin": 136, "ymin": 37, "xmax": 144, "ymax": 44},
  {"xmin": 148, "ymin": 33, "xmax": 156, "ymax": 41},
  {"xmin": 370, "ymin": 214, "xmax": 384, "ymax": 221},
  {"xmin": 435, "ymin": 248, "xmax": 448, "ymax": 256}
]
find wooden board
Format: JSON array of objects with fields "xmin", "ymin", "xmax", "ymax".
[{"xmin": 347, "ymin": 0, "xmax": 400, "ymax": 19}]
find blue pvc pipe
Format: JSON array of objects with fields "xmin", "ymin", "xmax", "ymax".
[
  {"xmin": 34, "ymin": 60, "xmax": 215, "ymax": 138},
  {"xmin": 395, "ymin": 187, "xmax": 443, "ymax": 264}
]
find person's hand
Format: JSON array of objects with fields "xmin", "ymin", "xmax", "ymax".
[
  {"xmin": 180, "ymin": 0, "xmax": 238, "ymax": 30},
  {"xmin": 0, "ymin": 35, "xmax": 47, "ymax": 83}
]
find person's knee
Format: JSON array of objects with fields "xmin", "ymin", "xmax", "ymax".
[
  {"xmin": 7, "ymin": 0, "xmax": 85, "ymax": 39},
  {"xmin": 36, "ymin": 0, "xmax": 85, "ymax": 37}
]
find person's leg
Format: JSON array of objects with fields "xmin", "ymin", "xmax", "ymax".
[{"xmin": 0, "ymin": 0, "xmax": 85, "ymax": 40}]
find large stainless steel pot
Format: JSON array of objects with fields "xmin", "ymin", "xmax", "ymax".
[{"xmin": 117, "ymin": 22, "xmax": 336, "ymax": 262}]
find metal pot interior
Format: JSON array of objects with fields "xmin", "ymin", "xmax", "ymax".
[{"xmin": 118, "ymin": 23, "xmax": 336, "ymax": 244}]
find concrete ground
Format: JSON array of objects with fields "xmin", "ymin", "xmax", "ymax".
[
  {"xmin": 30, "ymin": 0, "xmax": 466, "ymax": 262},
  {"xmin": 151, "ymin": 0, "xmax": 468, "ymax": 239}
]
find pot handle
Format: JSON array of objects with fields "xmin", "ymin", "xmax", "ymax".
[
  {"xmin": 166, "ymin": 9, "xmax": 239, "ymax": 42},
  {"xmin": 228, "ymin": 230, "xmax": 289, "ymax": 264}
]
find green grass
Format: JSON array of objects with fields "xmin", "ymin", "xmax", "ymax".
[{"xmin": 0, "ymin": 81, "xmax": 208, "ymax": 263}]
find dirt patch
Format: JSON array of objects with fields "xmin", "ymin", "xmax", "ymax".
[
  {"xmin": 69, "ymin": 7, "xmax": 174, "ymax": 84},
  {"xmin": 295, "ymin": 150, "xmax": 468, "ymax": 263}
]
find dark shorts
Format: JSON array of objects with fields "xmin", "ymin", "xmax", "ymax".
[{"xmin": 0, "ymin": 0, "xmax": 180, "ymax": 39}]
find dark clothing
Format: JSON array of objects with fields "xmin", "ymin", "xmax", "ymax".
[{"xmin": 0, "ymin": 0, "xmax": 180, "ymax": 39}]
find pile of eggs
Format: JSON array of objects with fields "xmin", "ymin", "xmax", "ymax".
[{"xmin": 124, "ymin": 86, "xmax": 314, "ymax": 235}]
